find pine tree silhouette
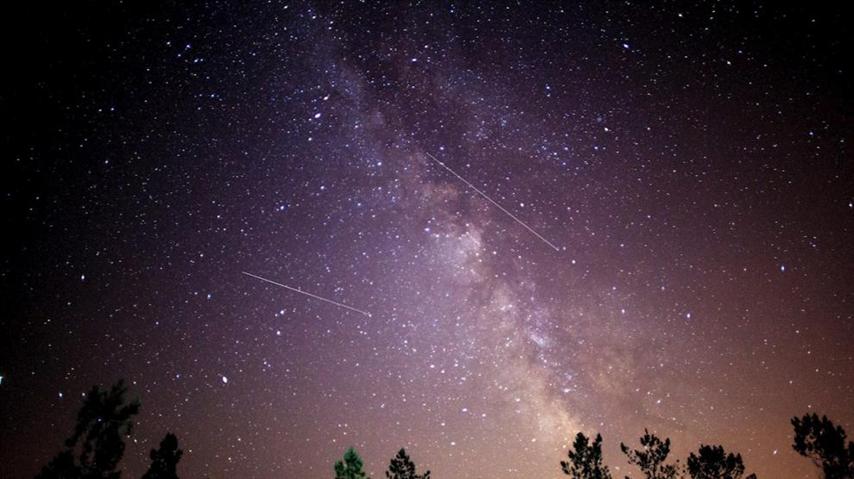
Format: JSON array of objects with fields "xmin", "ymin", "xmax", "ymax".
[
  {"xmin": 385, "ymin": 448, "xmax": 430, "ymax": 479},
  {"xmin": 36, "ymin": 380, "xmax": 140, "ymax": 479},
  {"xmin": 686, "ymin": 445, "xmax": 756, "ymax": 479},
  {"xmin": 620, "ymin": 429, "xmax": 679, "ymax": 479},
  {"xmin": 792, "ymin": 413, "xmax": 854, "ymax": 479},
  {"xmin": 35, "ymin": 450, "xmax": 78, "ymax": 479},
  {"xmin": 141, "ymin": 433, "xmax": 182, "ymax": 479},
  {"xmin": 561, "ymin": 432, "xmax": 612, "ymax": 479},
  {"xmin": 335, "ymin": 447, "xmax": 370, "ymax": 479}
]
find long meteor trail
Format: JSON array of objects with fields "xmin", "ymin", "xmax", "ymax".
[
  {"xmin": 425, "ymin": 152, "xmax": 561, "ymax": 252},
  {"xmin": 242, "ymin": 271, "xmax": 372, "ymax": 317}
]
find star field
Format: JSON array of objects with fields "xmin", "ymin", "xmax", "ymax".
[{"xmin": 1, "ymin": 2, "xmax": 852, "ymax": 478}]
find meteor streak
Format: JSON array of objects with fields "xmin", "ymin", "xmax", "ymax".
[
  {"xmin": 425, "ymin": 152, "xmax": 561, "ymax": 251},
  {"xmin": 242, "ymin": 271, "xmax": 372, "ymax": 317}
]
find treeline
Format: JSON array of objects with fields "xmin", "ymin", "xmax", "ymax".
[
  {"xmin": 559, "ymin": 414, "xmax": 854, "ymax": 479},
  {"xmin": 333, "ymin": 447, "xmax": 429, "ymax": 479},
  {"xmin": 560, "ymin": 430, "xmax": 755, "ymax": 479},
  {"xmin": 33, "ymin": 380, "xmax": 854, "ymax": 479},
  {"xmin": 35, "ymin": 381, "xmax": 180, "ymax": 479}
]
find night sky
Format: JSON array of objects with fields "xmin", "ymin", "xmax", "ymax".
[{"xmin": 1, "ymin": 2, "xmax": 852, "ymax": 478}]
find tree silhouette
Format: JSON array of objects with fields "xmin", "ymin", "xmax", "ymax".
[
  {"xmin": 792, "ymin": 413, "xmax": 854, "ymax": 479},
  {"xmin": 141, "ymin": 433, "xmax": 183, "ymax": 479},
  {"xmin": 686, "ymin": 445, "xmax": 756, "ymax": 479},
  {"xmin": 385, "ymin": 448, "xmax": 430, "ymax": 479},
  {"xmin": 561, "ymin": 432, "xmax": 613, "ymax": 479},
  {"xmin": 35, "ymin": 450, "xmax": 79, "ymax": 479},
  {"xmin": 36, "ymin": 380, "xmax": 140, "ymax": 479},
  {"xmin": 335, "ymin": 447, "xmax": 370, "ymax": 479},
  {"xmin": 620, "ymin": 429, "xmax": 679, "ymax": 479}
]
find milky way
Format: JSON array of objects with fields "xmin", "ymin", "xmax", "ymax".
[{"xmin": 1, "ymin": 2, "xmax": 852, "ymax": 478}]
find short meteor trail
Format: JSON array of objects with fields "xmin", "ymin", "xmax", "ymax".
[
  {"xmin": 424, "ymin": 152, "xmax": 561, "ymax": 252},
  {"xmin": 241, "ymin": 271, "xmax": 372, "ymax": 317}
]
